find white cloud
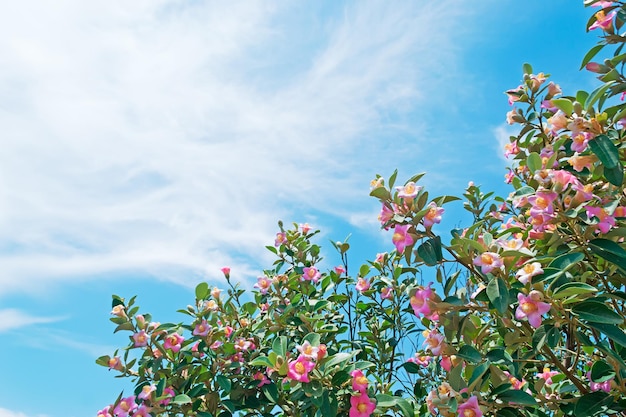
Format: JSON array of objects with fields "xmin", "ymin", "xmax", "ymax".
[
  {"xmin": 0, "ymin": 1, "xmax": 480, "ymax": 296},
  {"xmin": 0, "ymin": 309, "xmax": 65, "ymax": 332}
]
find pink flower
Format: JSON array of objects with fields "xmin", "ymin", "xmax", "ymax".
[
  {"xmin": 571, "ymin": 132, "xmax": 591, "ymax": 153},
  {"xmin": 351, "ymin": 369, "xmax": 369, "ymax": 392},
  {"xmin": 407, "ymin": 353, "xmax": 431, "ymax": 367},
  {"xmin": 457, "ymin": 396, "xmax": 483, "ymax": 417},
  {"xmin": 254, "ymin": 276, "xmax": 273, "ymax": 294},
  {"xmin": 423, "ymin": 329, "xmax": 446, "ymax": 356},
  {"xmin": 473, "ymin": 252, "xmax": 503, "ymax": 274},
  {"xmin": 378, "ymin": 204, "xmax": 394, "ymax": 228},
  {"xmin": 349, "ymin": 393, "xmax": 376, "ymax": 417},
  {"xmin": 234, "ymin": 338, "xmax": 255, "ymax": 352},
  {"xmin": 528, "ymin": 190, "xmax": 558, "ymax": 216},
  {"xmin": 515, "ymin": 291, "xmax": 551, "ymax": 328},
  {"xmin": 111, "ymin": 305, "xmax": 126, "ymax": 317},
  {"xmin": 274, "ymin": 232, "xmax": 287, "ymax": 246},
  {"xmin": 133, "ymin": 405, "xmax": 151, "ymax": 417},
  {"xmin": 503, "ymin": 371, "xmax": 528, "ymax": 390},
  {"xmin": 254, "ymin": 371, "xmax": 271, "ymax": 387},
  {"xmin": 396, "ymin": 181, "xmax": 422, "ymax": 199},
  {"xmin": 334, "ymin": 265, "xmax": 346, "ymax": 275},
  {"xmin": 302, "ymin": 266, "xmax": 321, "ymax": 283},
  {"xmin": 506, "ymin": 85, "xmax": 524, "ymax": 105},
  {"xmin": 133, "ymin": 330, "xmax": 149, "ymax": 348},
  {"xmin": 296, "ymin": 340, "xmax": 319, "ymax": 359},
  {"xmin": 516, "ymin": 262, "xmax": 544, "ymax": 285},
  {"xmin": 586, "ymin": 206, "xmax": 616, "ymax": 234},
  {"xmin": 374, "ymin": 252, "xmax": 386, "ymax": 264},
  {"xmin": 504, "ymin": 141, "xmax": 520, "ymax": 157},
  {"xmin": 381, "ymin": 286, "xmax": 393, "ymax": 300},
  {"xmin": 537, "ymin": 367, "xmax": 559, "ymax": 385},
  {"xmin": 114, "ymin": 396, "xmax": 138, "ymax": 417},
  {"xmin": 96, "ymin": 406, "xmax": 113, "ymax": 417},
  {"xmin": 300, "ymin": 223, "xmax": 312, "ymax": 234},
  {"xmin": 440, "ymin": 355, "xmax": 463, "ymax": 372},
  {"xmin": 138, "ymin": 384, "xmax": 156, "ymax": 401},
  {"xmin": 423, "ymin": 202, "xmax": 444, "ymax": 228},
  {"xmin": 107, "ymin": 356, "xmax": 123, "ymax": 371},
  {"xmin": 211, "ymin": 287, "xmax": 222, "ymax": 299},
  {"xmin": 588, "ymin": 371, "xmax": 612, "ymax": 392},
  {"xmin": 504, "ymin": 169, "xmax": 515, "ymax": 184},
  {"xmin": 355, "ymin": 277, "xmax": 371, "ymax": 293},
  {"xmin": 317, "ymin": 344, "xmax": 327, "ymax": 361},
  {"xmin": 193, "ymin": 319, "xmax": 211, "ymax": 337},
  {"xmin": 287, "ymin": 355, "xmax": 316, "ymax": 383},
  {"xmin": 163, "ymin": 333, "xmax": 185, "ymax": 353},
  {"xmin": 569, "ymin": 154, "xmax": 597, "ymax": 172},
  {"xmin": 159, "ymin": 387, "xmax": 175, "ymax": 406},
  {"xmin": 220, "ymin": 266, "xmax": 231, "ymax": 277},
  {"xmin": 589, "ymin": 10, "xmax": 616, "ymax": 31},
  {"xmin": 391, "ymin": 224, "xmax": 414, "ymax": 254},
  {"xmin": 410, "ymin": 285, "xmax": 432, "ymax": 318}
]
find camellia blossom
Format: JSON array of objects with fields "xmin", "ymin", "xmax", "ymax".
[
  {"xmin": 516, "ymin": 262, "xmax": 544, "ymax": 285},
  {"xmin": 473, "ymin": 252, "xmax": 503, "ymax": 274},
  {"xmin": 287, "ymin": 355, "xmax": 316, "ymax": 383},
  {"xmin": 133, "ymin": 330, "xmax": 149, "ymax": 348},
  {"xmin": 515, "ymin": 291, "xmax": 551, "ymax": 328},
  {"xmin": 423, "ymin": 329, "xmax": 446, "ymax": 356},
  {"xmin": 355, "ymin": 277, "xmax": 371, "ymax": 293},
  {"xmin": 589, "ymin": 9, "xmax": 616, "ymax": 31},
  {"xmin": 407, "ymin": 353, "xmax": 431, "ymax": 367},
  {"xmin": 253, "ymin": 371, "xmax": 271, "ymax": 387},
  {"xmin": 274, "ymin": 232, "xmax": 286, "ymax": 246},
  {"xmin": 192, "ymin": 320, "xmax": 210, "ymax": 337},
  {"xmin": 113, "ymin": 396, "xmax": 138, "ymax": 417},
  {"xmin": 422, "ymin": 202, "xmax": 444, "ymax": 228},
  {"xmin": 588, "ymin": 371, "xmax": 612, "ymax": 392},
  {"xmin": 163, "ymin": 333, "xmax": 185, "ymax": 353},
  {"xmin": 302, "ymin": 266, "xmax": 321, "ymax": 283},
  {"xmin": 254, "ymin": 276, "xmax": 273, "ymax": 294},
  {"xmin": 296, "ymin": 340, "xmax": 319, "ymax": 359},
  {"xmin": 138, "ymin": 384, "xmax": 156, "ymax": 401},
  {"xmin": 392, "ymin": 224, "xmax": 414, "ymax": 254},
  {"xmin": 220, "ymin": 266, "xmax": 231, "ymax": 277},
  {"xmin": 586, "ymin": 205, "xmax": 616, "ymax": 234},
  {"xmin": 349, "ymin": 393, "xmax": 376, "ymax": 417},
  {"xmin": 381, "ymin": 286, "xmax": 393, "ymax": 300},
  {"xmin": 537, "ymin": 367, "xmax": 559, "ymax": 385},
  {"xmin": 97, "ymin": 406, "xmax": 113, "ymax": 417},
  {"xmin": 410, "ymin": 285, "xmax": 432, "ymax": 318},
  {"xmin": 133, "ymin": 405, "xmax": 151, "ymax": 417},
  {"xmin": 107, "ymin": 356, "xmax": 123, "ymax": 371},
  {"xmin": 396, "ymin": 181, "xmax": 422, "ymax": 199},
  {"xmin": 300, "ymin": 223, "xmax": 312, "ymax": 234},
  {"xmin": 159, "ymin": 387, "xmax": 175, "ymax": 406},
  {"xmin": 457, "ymin": 396, "xmax": 483, "ymax": 417},
  {"xmin": 351, "ymin": 369, "xmax": 369, "ymax": 392}
]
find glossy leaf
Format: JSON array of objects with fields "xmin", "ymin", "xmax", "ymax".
[
  {"xmin": 574, "ymin": 391, "xmax": 613, "ymax": 417},
  {"xmin": 573, "ymin": 300, "xmax": 623, "ymax": 324},
  {"xmin": 497, "ymin": 389, "xmax": 538, "ymax": 406},
  {"xmin": 457, "ymin": 345, "xmax": 482, "ymax": 363},
  {"xmin": 589, "ymin": 238, "xmax": 626, "ymax": 272},
  {"xmin": 590, "ymin": 360, "xmax": 616, "ymax": 383},
  {"xmin": 417, "ymin": 236, "xmax": 443, "ymax": 266},
  {"xmin": 487, "ymin": 277, "xmax": 509, "ymax": 314}
]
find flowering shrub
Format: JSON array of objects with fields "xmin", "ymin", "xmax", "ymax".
[{"xmin": 98, "ymin": 2, "xmax": 626, "ymax": 416}]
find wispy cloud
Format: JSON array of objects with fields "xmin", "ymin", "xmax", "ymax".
[
  {"xmin": 0, "ymin": 1, "xmax": 481, "ymax": 296},
  {"xmin": 0, "ymin": 308, "xmax": 65, "ymax": 332}
]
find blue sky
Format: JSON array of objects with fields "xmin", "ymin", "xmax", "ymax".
[{"xmin": 0, "ymin": 1, "xmax": 602, "ymax": 416}]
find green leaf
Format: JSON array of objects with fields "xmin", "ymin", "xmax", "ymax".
[
  {"xmin": 272, "ymin": 336, "xmax": 287, "ymax": 357},
  {"xmin": 522, "ymin": 62, "xmax": 533, "ymax": 75},
  {"xmin": 370, "ymin": 187, "xmax": 391, "ymax": 200},
  {"xmin": 487, "ymin": 277, "xmax": 509, "ymax": 314},
  {"xmin": 588, "ymin": 322, "xmax": 626, "ymax": 347},
  {"xmin": 526, "ymin": 152, "xmax": 542, "ymax": 173},
  {"xmin": 551, "ymin": 98, "xmax": 574, "ymax": 116},
  {"xmin": 396, "ymin": 398, "xmax": 414, "ymax": 417},
  {"xmin": 457, "ymin": 345, "xmax": 482, "ymax": 363},
  {"xmin": 552, "ymin": 282, "xmax": 598, "ymax": 300},
  {"xmin": 548, "ymin": 251, "xmax": 584, "ymax": 271},
  {"xmin": 262, "ymin": 383, "xmax": 280, "ymax": 403},
  {"xmin": 581, "ymin": 44, "xmax": 606, "ymax": 69},
  {"xmin": 401, "ymin": 362, "xmax": 421, "ymax": 374},
  {"xmin": 590, "ymin": 360, "xmax": 616, "ymax": 383},
  {"xmin": 375, "ymin": 394, "xmax": 397, "ymax": 408},
  {"xmin": 388, "ymin": 169, "xmax": 399, "ymax": 190},
  {"xmin": 303, "ymin": 332, "xmax": 321, "ymax": 346},
  {"xmin": 195, "ymin": 282, "xmax": 209, "ymax": 300},
  {"xmin": 468, "ymin": 361, "xmax": 490, "ymax": 388},
  {"xmin": 324, "ymin": 351, "xmax": 357, "ymax": 369},
  {"xmin": 114, "ymin": 322, "xmax": 135, "ymax": 333},
  {"xmin": 497, "ymin": 389, "xmax": 538, "ymax": 406},
  {"xmin": 248, "ymin": 356, "xmax": 274, "ymax": 368},
  {"xmin": 216, "ymin": 375, "xmax": 231, "ymax": 394},
  {"xmin": 576, "ymin": 90, "xmax": 590, "ymax": 107},
  {"xmin": 590, "ymin": 134, "xmax": 621, "ymax": 167},
  {"xmin": 574, "ymin": 391, "xmax": 613, "ymax": 417},
  {"xmin": 573, "ymin": 300, "xmax": 623, "ymax": 324},
  {"xmin": 586, "ymin": 81, "xmax": 615, "ymax": 112},
  {"xmin": 417, "ymin": 236, "xmax": 443, "ymax": 266},
  {"xmin": 589, "ymin": 238, "xmax": 626, "ymax": 272},
  {"xmin": 172, "ymin": 394, "xmax": 192, "ymax": 405}
]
